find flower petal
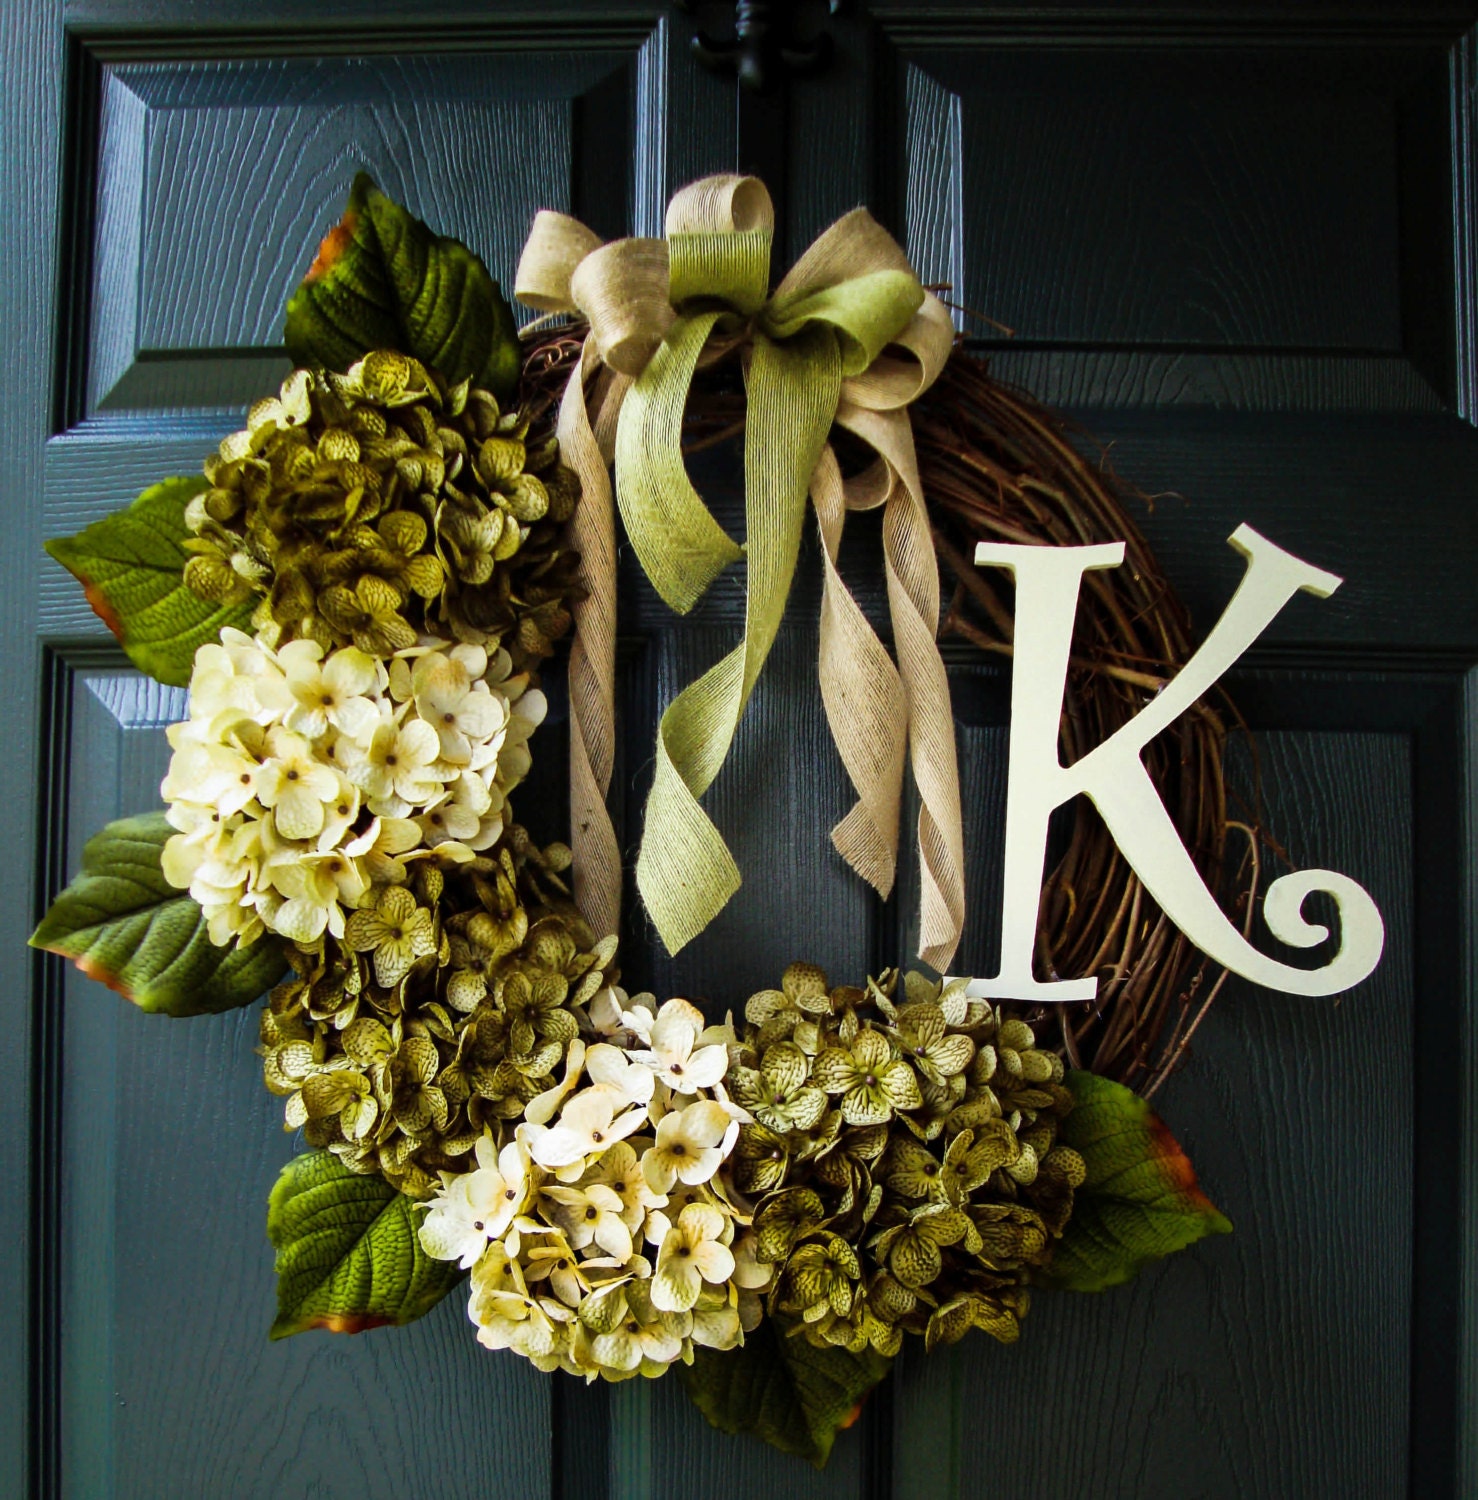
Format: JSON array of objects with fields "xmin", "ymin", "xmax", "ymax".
[
  {"xmin": 691, "ymin": 1240, "xmax": 735, "ymax": 1284},
  {"xmin": 642, "ymin": 1148, "xmax": 677, "ymax": 1196},
  {"xmin": 650, "ymin": 998, "xmax": 703, "ymax": 1059},
  {"xmin": 675, "ymin": 1100, "xmax": 731, "ymax": 1150},
  {"xmin": 675, "ymin": 1043, "xmax": 730, "ymax": 1093},
  {"xmin": 651, "ymin": 1257, "xmax": 700, "ymax": 1313},
  {"xmin": 676, "ymin": 1145, "xmax": 723, "ymax": 1186}
]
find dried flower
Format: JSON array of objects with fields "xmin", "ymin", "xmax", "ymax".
[{"xmin": 182, "ymin": 355, "xmax": 581, "ymax": 667}]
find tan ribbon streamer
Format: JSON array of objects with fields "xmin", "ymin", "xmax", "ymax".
[
  {"xmin": 554, "ymin": 338, "xmax": 628, "ymax": 941},
  {"xmin": 516, "ymin": 177, "xmax": 965, "ymax": 969}
]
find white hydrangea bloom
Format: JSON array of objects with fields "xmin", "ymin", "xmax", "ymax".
[
  {"xmin": 630, "ymin": 998, "xmax": 731, "ymax": 1094},
  {"xmin": 161, "ymin": 630, "xmax": 532, "ymax": 945},
  {"xmin": 419, "ymin": 1006, "xmax": 770, "ymax": 1383}
]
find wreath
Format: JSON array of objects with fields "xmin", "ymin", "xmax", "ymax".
[{"xmin": 33, "ymin": 173, "xmax": 1256, "ymax": 1467}]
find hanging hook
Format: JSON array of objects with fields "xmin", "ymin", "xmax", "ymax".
[{"xmin": 675, "ymin": 0, "xmax": 849, "ymax": 93}]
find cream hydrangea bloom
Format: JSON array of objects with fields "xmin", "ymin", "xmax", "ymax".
[
  {"xmin": 419, "ymin": 1135, "xmax": 534, "ymax": 1268},
  {"xmin": 631, "ymin": 998, "xmax": 730, "ymax": 1094},
  {"xmin": 527, "ymin": 1085, "xmax": 648, "ymax": 1171},
  {"xmin": 161, "ymin": 629, "xmax": 534, "ymax": 946},
  {"xmin": 651, "ymin": 1202, "xmax": 735, "ymax": 1313},
  {"xmin": 421, "ymin": 998, "xmax": 770, "ymax": 1384},
  {"xmin": 641, "ymin": 1100, "xmax": 732, "ymax": 1194}
]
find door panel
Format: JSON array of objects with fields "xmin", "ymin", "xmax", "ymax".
[
  {"xmin": 55, "ymin": 666, "xmax": 554, "ymax": 1499},
  {"xmin": 894, "ymin": 723, "xmax": 1415, "ymax": 1499},
  {"xmin": 889, "ymin": 36, "xmax": 1456, "ymax": 413},
  {"xmin": 20, "ymin": 9, "xmax": 726, "ymax": 1498},
  {"xmin": 8, "ymin": 2, "xmax": 1478, "ymax": 1497},
  {"xmin": 866, "ymin": 10, "xmax": 1474, "ymax": 1492},
  {"xmin": 85, "ymin": 49, "xmax": 654, "ymax": 418}
]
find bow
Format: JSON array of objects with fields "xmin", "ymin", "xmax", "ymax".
[{"xmin": 516, "ymin": 175, "xmax": 964, "ymax": 968}]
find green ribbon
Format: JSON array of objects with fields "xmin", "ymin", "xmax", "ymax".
[{"xmin": 613, "ymin": 201, "xmax": 926, "ymax": 954}]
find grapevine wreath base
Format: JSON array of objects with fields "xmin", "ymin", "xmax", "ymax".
[{"xmin": 34, "ymin": 176, "xmax": 1248, "ymax": 1465}]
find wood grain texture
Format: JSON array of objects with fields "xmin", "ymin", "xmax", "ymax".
[
  {"xmin": 87, "ymin": 51, "xmax": 631, "ymax": 415},
  {"xmin": 892, "ymin": 729, "xmax": 1413, "ymax": 1500},
  {"xmin": 58, "ymin": 664, "xmax": 551, "ymax": 1500},
  {"xmin": 631, "ymin": 14, "xmax": 669, "ymax": 238},
  {"xmin": 1080, "ymin": 411, "xmax": 1478, "ymax": 655},
  {"xmin": 896, "ymin": 38, "xmax": 1448, "ymax": 411},
  {"xmin": 903, "ymin": 62, "xmax": 962, "ymax": 332},
  {"xmin": 3, "ymin": 0, "xmax": 63, "ymax": 1493},
  {"xmin": 660, "ymin": 3, "xmax": 736, "ymax": 208},
  {"xmin": 970, "ymin": 347, "xmax": 1445, "ymax": 411},
  {"xmin": 90, "ymin": 72, "xmax": 149, "ymax": 412},
  {"xmin": 786, "ymin": 4, "xmax": 873, "ymax": 263},
  {"xmin": 903, "ymin": 46, "xmax": 1412, "ymax": 350},
  {"xmin": 645, "ymin": 1363, "xmax": 871, "ymax": 1498}
]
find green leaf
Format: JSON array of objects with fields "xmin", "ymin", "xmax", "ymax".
[
  {"xmin": 681, "ymin": 1318, "xmax": 891, "ymax": 1468},
  {"xmin": 266, "ymin": 1150, "xmax": 463, "ymax": 1339},
  {"xmin": 284, "ymin": 173, "xmax": 521, "ymax": 402},
  {"xmin": 45, "ymin": 475, "xmax": 254, "ymax": 689},
  {"xmin": 30, "ymin": 811, "xmax": 286, "ymax": 1017},
  {"xmin": 1039, "ymin": 1070, "xmax": 1233, "ymax": 1293}
]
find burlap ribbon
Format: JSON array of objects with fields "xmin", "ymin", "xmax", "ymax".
[{"xmin": 516, "ymin": 175, "xmax": 964, "ymax": 968}]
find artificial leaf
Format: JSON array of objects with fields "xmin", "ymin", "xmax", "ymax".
[
  {"xmin": 1039, "ymin": 1070, "xmax": 1232, "ymax": 1293},
  {"xmin": 30, "ymin": 812, "xmax": 285, "ymax": 1016},
  {"xmin": 45, "ymin": 476, "xmax": 254, "ymax": 688},
  {"xmin": 267, "ymin": 1150, "xmax": 463, "ymax": 1339},
  {"xmin": 284, "ymin": 173, "xmax": 521, "ymax": 402},
  {"xmin": 681, "ymin": 1318, "xmax": 891, "ymax": 1468}
]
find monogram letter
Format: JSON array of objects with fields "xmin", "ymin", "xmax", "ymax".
[{"xmin": 966, "ymin": 525, "xmax": 1384, "ymax": 1001}]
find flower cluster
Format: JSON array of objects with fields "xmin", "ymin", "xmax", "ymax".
[
  {"xmin": 726, "ymin": 964, "xmax": 1085, "ymax": 1355},
  {"xmin": 160, "ymin": 627, "xmax": 544, "ymax": 948},
  {"xmin": 155, "ymin": 348, "xmax": 1091, "ymax": 1393},
  {"xmin": 181, "ymin": 352, "xmax": 581, "ymax": 667},
  {"xmin": 418, "ymin": 999, "xmax": 774, "ymax": 1380},
  {"xmin": 260, "ymin": 853, "xmax": 614, "ymax": 1198}
]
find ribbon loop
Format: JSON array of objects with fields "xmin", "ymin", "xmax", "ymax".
[
  {"xmin": 572, "ymin": 239, "xmax": 673, "ymax": 375},
  {"xmin": 842, "ymin": 290, "xmax": 956, "ymax": 411},
  {"xmin": 516, "ymin": 175, "xmax": 967, "ymax": 970},
  {"xmin": 666, "ymin": 174, "xmax": 774, "ymax": 236},
  {"xmin": 666, "ymin": 174, "xmax": 774, "ymax": 312},
  {"xmin": 763, "ymin": 270, "xmax": 924, "ymax": 375},
  {"xmin": 514, "ymin": 211, "xmax": 603, "ymax": 310}
]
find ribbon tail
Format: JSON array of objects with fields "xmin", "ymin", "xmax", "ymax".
[
  {"xmin": 614, "ymin": 310, "xmax": 742, "ymax": 615},
  {"xmin": 811, "ymin": 444, "xmax": 904, "ymax": 898},
  {"xmin": 840, "ymin": 402, "xmax": 966, "ymax": 972},
  {"xmin": 636, "ymin": 647, "xmax": 746, "ymax": 954},
  {"xmin": 635, "ymin": 330, "xmax": 840, "ymax": 953},
  {"xmin": 560, "ymin": 336, "xmax": 628, "ymax": 940}
]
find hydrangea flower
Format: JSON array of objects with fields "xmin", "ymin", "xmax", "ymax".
[
  {"xmin": 160, "ymin": 630, "xmax": 532, "ymax": 947},
  {"xmin": 419, "ymin": 999, "xmax": 770, "ymax": 1384},
  {"xmin": 630, "ymin": 998, "xmax": 729, "ymax": 1094},
  {"xmin": 651, "ymin": 1202, "xmax": 735, "ymax": 1313},
  {"xmin": 641, "ymin": 1101, "xmax": 732, "ymax": 1194},
  {"xmin": 527, "ymin": 1085, "xmax": 648, "ymax": 1171}
]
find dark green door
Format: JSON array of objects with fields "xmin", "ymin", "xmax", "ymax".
[{"xmin": 6, "ymin": 1, "xmax": 1477, "ymax": 1495}]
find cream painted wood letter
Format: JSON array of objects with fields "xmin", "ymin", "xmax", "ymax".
[{"xmin": 966, "ymin": 525, "xmax": 1384, "ymax": 1001}]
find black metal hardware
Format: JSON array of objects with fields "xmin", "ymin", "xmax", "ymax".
[{"xmin": 676, "ymin": 0, "xmax": 847, "ymax": 93}]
